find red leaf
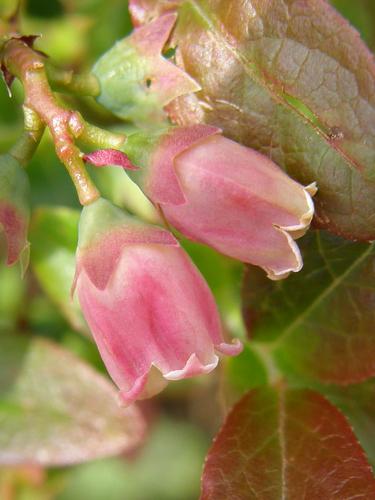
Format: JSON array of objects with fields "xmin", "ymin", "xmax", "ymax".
[{"xmin": 202, "ymin": 387, "xmax": 375, "ymax": 499}]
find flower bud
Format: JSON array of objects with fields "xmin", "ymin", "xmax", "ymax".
[
  {"xmin": 93, "ymin": 14, "xmax": 199, "ymax": 125},
  {"xmin": 74, "ymin": 198, "xmax": 242, "ymax": 405},
  {"xmin": 0, "ymin": 154, "xmax": 30, "ymax": 271},
  {"xmin": 125, "ymin": 126, "xmax": 316, "ymax": 280}
]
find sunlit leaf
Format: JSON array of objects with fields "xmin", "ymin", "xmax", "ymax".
[
  {"xmin": 242, "ymin": 230, "xmax": 375, "ymax": 384},
  {"xmin": 201, "ymin": 387, "xmax": 375, "ymax": 499},
  {"xmin": 0, "ymin": 334, "xmax": 145, "ymax": 466},
  {"xmin": 166, "ymin": 0, "xmax": 375, "ymax": 240}
]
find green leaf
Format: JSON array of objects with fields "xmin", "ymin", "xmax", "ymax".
[
  {"xmin": 29, "ymin": 206, "xmax": 88, "ymax": 335},
  {"xmin": 201, "ymin": 387, "xmax": 375, "ymax": 499},
  {"xmin": 242, "ymin": 230, "xmax": 375, "ymax": 384},
  {"xmin": 225, "ymin": 344, "xmax": 268, "ymax": 393},
  {"xmin": 167, "ymin": 0, "xmax": 375, "ymax": 240},
  {"xmin": 0, "ymin": 334, "xmax": 145, "ymax": 466}
]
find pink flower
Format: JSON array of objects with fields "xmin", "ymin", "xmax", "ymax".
[
  {"xmin": 74, "ymin": 198, "xmax": 242, "ymax": 405},
  {"xmin": 125, "ymin": 126, "xmax": 316, "ymax": 280}
]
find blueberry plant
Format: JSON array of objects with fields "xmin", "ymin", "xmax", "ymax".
[{"xmin": 1, "ymin": 0, "xmax": 375, "ymax": 498}]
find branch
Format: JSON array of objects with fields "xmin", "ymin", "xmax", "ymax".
[{"xmin": 2, "ymin": 38, "xmax": 101, "ymax": 205}]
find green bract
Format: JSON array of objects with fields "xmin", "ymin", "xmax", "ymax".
[{"xmin": 92, "ymin": 14, "xmax": 199, "ymax": 125}]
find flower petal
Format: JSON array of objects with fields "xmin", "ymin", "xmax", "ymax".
[{"xmin": 164, "ymin": 352, "xmax": 219, "ymax": 380}]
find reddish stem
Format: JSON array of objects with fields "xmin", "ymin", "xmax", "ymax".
[{"xmin": 2, "ymin": 38, "xmax": 100, "ymax": 205}]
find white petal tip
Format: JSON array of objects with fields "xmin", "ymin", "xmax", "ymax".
[
  {"xmin": 305, "ymin": 182, "xmax": 318, "ymax": 196},
  {"xmin": 164, "ymin": 353, "xmax": 219, "ymax": 380},
  {"xmin": 264, "ymin": 226, "xmax": 304, "ymax": 280},
  {"xmin": 216, "ymin": 339, "xmax": 243, "ymax": 356}
]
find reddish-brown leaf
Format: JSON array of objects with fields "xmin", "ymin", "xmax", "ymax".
[
  {"xmin": 202, "ymin": 387, "xmax": 375, "ymax": 499},
  {"xmin": 163, "ymin": 0, "xmax": 375, "ymax": 240}
]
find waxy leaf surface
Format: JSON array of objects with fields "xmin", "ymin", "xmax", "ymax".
[
  {"xmin": 242, "ymin": 230, "xmax": 375, "ymax": 384},
  {"xmin": 0, "ymin": 335, "xmax": 145, "ymax": 466},
  {"xmin": 166, "ymin": 0, "xmax": 375, "ymax": 240},
  {"xmin": 201, "ymin": 387, "xmax": 375, "ymax": 499}
]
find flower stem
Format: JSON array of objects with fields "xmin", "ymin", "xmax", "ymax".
[
  {"xmin": 9, "ymin": 106, "xmax": 45, "ymax": 167},
  {"xmin": 45, "ymin": 63, "xmax": 100, "ymax": 97},
  {"xmin": 2, "ymin": 38, "xmax": 100, "ymax": 205},
  {"xmin": 68, "ymin": 111, "xmax": 127, "ymax": 150}
]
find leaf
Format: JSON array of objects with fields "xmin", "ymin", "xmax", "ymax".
[
  {"xmin": 201, "ymin": 387, "xmax": 375, "ymax": 499},
  {"xmin": 320, "ymin": 380, "xmax": 375, "ymax": 470},
  {"xmin": 165, "ymin": 0, "xmax": 375, "ymax": 240},
  {"xmin": 29, "ymin": 207, "xmax": 88, "ymax": 335},
  {"xmin": 242, "ymin": 230, "xmax": 375, "ymax": 384},
  {"xmin": 0, "ymin": 334, "xmax": 145, "ymax": 466},
  {"xmin": 59, "ymin": 418, "xmax": 209, "ymax": 500},
  {"xmin": 225, "ymin": 344, "xmax": 268, "ymax": 394}
]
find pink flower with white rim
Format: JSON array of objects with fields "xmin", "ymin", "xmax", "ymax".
[
  {"xmin": 124, "ymin": 125, "xmax": 316, "ymax": 280},
  {"xmin": 73, "ymin": 198, "xmax": 242, "ymax": 405}
]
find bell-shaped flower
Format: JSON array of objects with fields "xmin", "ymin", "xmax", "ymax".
[
  {"xmin": 93, "ymin": 14, "xmax": 200, "ymax": 125},
  {"xmin": 73, "ymin": 198, "xmax": 242, "ymax": 405},
  {"xmin": 124, "ymin": 125, "xmax": 316, "ymax": 280},
  {"xmin": 0, "ymin": 154, "xmax": 30, "ymax": 271}
]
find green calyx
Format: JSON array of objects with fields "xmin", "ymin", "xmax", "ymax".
[
  {"xmin": 121, "ymin": 127, "xmax": 169, "ymax": 189},
  {"xmin": 93, "ymin": 39, "xmax": 162, "ymax": 125},
  {"xmin": 78, "ymin": 197, "xmax": 159, "ymax": 252},
  {"xmin": 78, "ymin": 198, "xmax": 131, "ymax": 249},
  {"xmin": 92, "ymin": 14, "xmax": 199, "ymax": 127}
]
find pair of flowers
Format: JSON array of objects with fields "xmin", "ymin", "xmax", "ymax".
[{"xmin": 73, "ymin": 125, "xmax": 315, "ymax": 405}]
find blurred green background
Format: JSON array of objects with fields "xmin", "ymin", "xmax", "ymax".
[{"xmin": 0, "ymin": 0, "xmax": 374, "ymax": 498}]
